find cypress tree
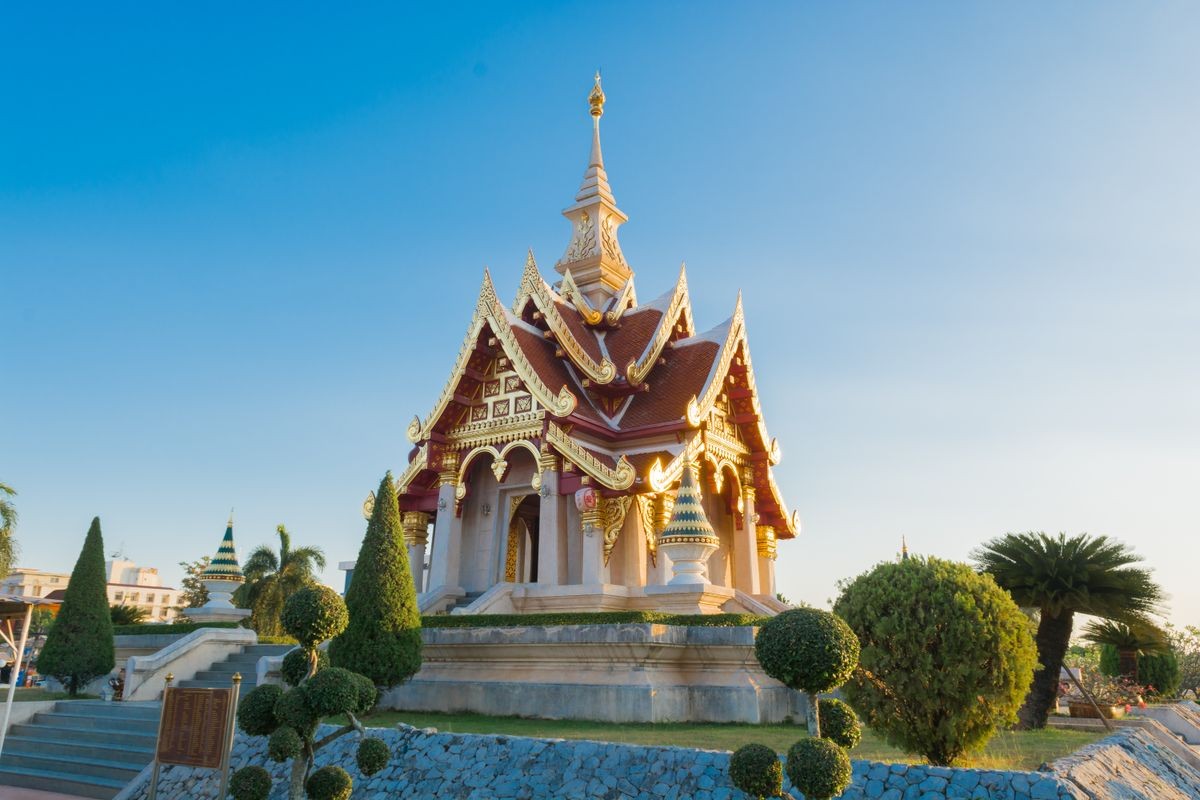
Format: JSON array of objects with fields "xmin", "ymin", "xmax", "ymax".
[
  {"xmin": 37, "ymin": 517, "xmax": 115, "ymax": 695},
  {"xmin": 329, "ymin": 472, "xmax": 422, "ymax": 688}
]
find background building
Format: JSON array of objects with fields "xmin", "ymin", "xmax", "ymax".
[{"xmin": 3, "ymin": 558, "xmax": 180, "ymax": 623}]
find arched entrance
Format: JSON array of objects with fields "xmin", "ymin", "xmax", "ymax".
[{"xmin": 504, "ymin": 494, "xmax": 540, "ymax": 583}]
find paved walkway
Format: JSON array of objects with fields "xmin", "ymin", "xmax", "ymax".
[{"xmin": 0, "ymin": 788, "xmax": 90, "ymax": 800}]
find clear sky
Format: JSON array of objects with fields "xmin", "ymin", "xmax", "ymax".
[{"xmin": 3, "ymin": 3, "xmax": 1198, "ymax": 625}]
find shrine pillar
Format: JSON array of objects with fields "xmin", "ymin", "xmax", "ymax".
[
  {"xmin": 426, "ymin": 458, "xmax": 464, "ymax": 593},
  {"xmin": 536, "ymin": 455, "xmax": 565, "ymax": 585},
  {"xmin": 733, "ymin": 477, "xmax": 761, "ymax": 595},
  {"xmin": 577, "ymin": 484, "xmax": 606, "ymax": 586},
  {"xmin": 402, "ymin": 511, "xmax": 431, "ymax": 593},
  {"xmin": 757, "ymin": 525, "xmax": 777, "ymax": 598}
]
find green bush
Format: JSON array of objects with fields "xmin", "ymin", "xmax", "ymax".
[
  {"xmin": 37, "ymin": 518, "xmax": 116, "ymax": 695},
  {"xmin": 267, "ymin": 726, "xmax": 302, "ymax": 762},
  {"xmin": 834, "ymin": 556, "xmax": 1037, "ymax": 766},
  {"xmin": 356, "ymin": 736, "xmax": 390, "ymax": 776},
  {"xmin": 754, "ymin": 608, "xmax": 859, "ymax": 695},
  {"xmin": 275, "ymin": 687, "xmax": 319, "ymax": 737},
  {"xmin": 282, "ymin": 648, "xmax": 329, "ymax": 687},
  {"xmin": 305, "ymin": 765, "xmax": 352, "ymax": 800},
  {"xmin": 237, "ymin": 684, "xmax": 283, "ymax": 736},
  {"xmin": 330, "ymin": 472, "xmax": 423, "ymax": 689},
  {"xmin": 421, "ymin": 611, "xmax": 769, "ymax": 628},
  {"xmin": 729, "ymin": 743, "xmax": 782, "ymax": 799},
  {"xmin": 228, "ymin": 765, "xmax": 272, "ymax": 800},
  {"xmin": 112, "ymin": 621, "xmax": 239, "ymax": 636},
  {"xmin": 818, "ymin": 698, "xmax": 861, "ymax": 749},
  {"xmin": 305, "ymin": 667, "xmax": 361, "ymax": 717},
  {"xmin": 786, "ymin": 738, "xmax": 851, "ymax": 800},
  {"xmin": 352, "ymin": 671, "xmax": 379, "ymax": 715},
  {"xmin": 1100, "ymin": 644, "xmax": 1182, "ymax": 697},
  {"xmin": 282, "ymin": 585, "xmax": 349, "ymax": 649}
]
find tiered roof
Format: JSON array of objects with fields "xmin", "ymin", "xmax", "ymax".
[{"xmin": 397, "ymin": 76, "xmax": 798, "ymax": 539}]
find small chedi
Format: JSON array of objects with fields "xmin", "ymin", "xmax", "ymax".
[
  {"xmin": 384, "ymin": 75, "xmax": 799, "ymax": 616},
  {"xmin": 187, "ymin": 516, "xmax": 251, "ymax": 624}
]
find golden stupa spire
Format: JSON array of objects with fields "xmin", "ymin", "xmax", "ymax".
[{"xmin": 589, "ymin": 70, "xmax": 605, "ymax": 118}]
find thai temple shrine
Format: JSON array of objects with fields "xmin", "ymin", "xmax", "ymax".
[{"xmin": 397, "ymin": 76, "xmax": 797, "ymax": 616}]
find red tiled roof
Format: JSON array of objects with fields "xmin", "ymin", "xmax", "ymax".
[
  {"xmin": 605, "ymin": 307, "xmax": 664, "ymax": 370},
  {"xmin": 553, "ymin": 300, "xmax": 605, "ymax": 364},
  {"xmin": 619, "ymin": 340, "xmax": 720, "ymax": 429},
  {"xmin": 508, "ymin": 324, "xmax": 605, "ymax": 425}
]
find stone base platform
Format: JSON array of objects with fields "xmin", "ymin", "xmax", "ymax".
[{"xmin": 379, "ymin": 622, "xmax": 806, "ymax": 724}]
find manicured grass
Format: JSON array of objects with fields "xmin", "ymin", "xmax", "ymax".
[
  {"xmin": 337, "ymin": 710, "xmax": 1102, "ymax": 771},
  {"xmin": 9, "ymin": 688, "xmax": 99, "ymax": 702}
]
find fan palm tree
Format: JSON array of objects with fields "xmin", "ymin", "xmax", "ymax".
[
  {"xmin": 236, "ymin": 525, "xmax": 326, "ymax": 638},
  {"xmin": 1083, "ymin": 619, "xmax": 1167, "ymax": 683},
  {"xmin": 973, "ymin": 532, "xmax": 1164, "ymax": 729},
  {"xmin": 0, "ymin": 482, "xmax": 18, "ymax": 578}
]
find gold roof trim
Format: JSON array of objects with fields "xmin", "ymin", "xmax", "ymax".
[
  {"xmin": 408, "ymin": 269, "xmax": 579, "ymax": 444},
  {"xmin": 558, "ymin": 268, "xmax": 604, "ymax": 325},
  {"xmin": 648, "ymin": 433, "xmax": 705, "ymax": 493},
  {"xmin": 396, "ymin": 444, "xmax": 429, "ymax": 494},
  {"xmin": 545, "ymin": 422, "xmax": 636, "ymax": 490},
  {"xmin": 625, "ymin": 264, "xmax": 694, "ymax": 387},
  {"xmin": 515, "ymin": 252, "xmax": 617, "ymax": 384}
]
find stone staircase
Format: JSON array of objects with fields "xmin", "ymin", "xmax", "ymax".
[
  {"xmin": 176, "ymin": 643, "xmax": 294, "ymax": 691},
  {"xmin": 0, "ymin": 700, "xmax": 159, "ymax": 798},
  {"xmin": 0, "ymin": 643, "xmax": 292, "ymax": 798},
  {"xmin": 444, "ymin": 591, "xmax": 484, "ymax": 614}
]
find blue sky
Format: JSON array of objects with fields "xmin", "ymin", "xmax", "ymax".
[{"xmin": 3, "ymin": 3, "xmax": 1198, "ymax": 624}]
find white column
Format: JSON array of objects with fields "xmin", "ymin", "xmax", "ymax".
[
  {"xmin": 579, "ymin": 487, "xmax": 605, "ymax": 586},
  {"xmin": 402, "ymin": 511, "xmax": 431, "ymax": 594},
  {"xmin": 733, "ymin": 483, "xmax": 761, "ymax": 595},
  {"xmin": 536, "ymin": 469, "xmax": 564, "ymax": 585},
  {"xmin": 426, "ymin": 481, "xmax": 463, "ymax": 592}
]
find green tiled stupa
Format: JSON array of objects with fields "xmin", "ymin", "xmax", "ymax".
[
  {"xmin": 660, "ymin": 466, "xmax": 719, "ymax": 545},
  {"xmin": 201, "ymin": 517, "xmax": 245, "ymax": 583}
]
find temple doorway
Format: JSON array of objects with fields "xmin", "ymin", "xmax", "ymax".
[{"xmin": 504, "ymin": 494, "xmax": 540, "ymax": 583}]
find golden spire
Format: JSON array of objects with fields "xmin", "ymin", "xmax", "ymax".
[
  {"xmin": 589, "ymin": 71, "xmax": 605, "ymax": 118},
  {"xmin": 901, "ymin": 535, "xmax": 909, "ymax": 560}
]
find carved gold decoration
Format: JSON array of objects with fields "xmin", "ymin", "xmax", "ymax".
[
  {"xmin": 545, "ymin": 423, "xmax": 637, "ymax": 490},
  {"xmin": 648, "ymin": 434, "xmax": 705, "ymax": 493},
  {"xmin": 504, "ymin": 495, "xmax": 527, "ymax": 582},
  {"xmin": 625, "ymin": 264, "xmax": 693, "ymax": 387},
  {"xmin": 635, "ymin": 494, "xmax": 658, "ymax": 567},
  {"xmin": 600, "ymin": 213, "xmax": 626, "ymax": 267},
  {"xmin": 406, "ymin": 416, "xmax": 422, "ymax": 443},
  {"xmin": 600, "ymin": 495, "xmax": 634, "ymax": 566},
  {"xmin": 768, "ymin": 437, "xmax": 781, "ymax": 466},
  {"xmin": 563, "ymin": 211, "xmax": 597, "ymax": 263},
  {"xmin": 401, "ymin": 511, "xmax": 430, "ymax": 546},
  {"xmin": 491, "ymin": 459, "xmax": 509, "ymax": 482},
  {"xmin": 362, "ymin": 491, "xmax": 375, "ymax": 520},
  {"xmin": 396, "ymin": 444, "xmax": 430, "ymax": 494},
  {"xmin": 757, "ymin": 525, "xmax": 777, "ymax": 560},
  {"xmin": 557, "ymin": 268, "xmax": 604, "ymax": 325},
  {"xmin": 603, "ymin": 278, "xmax": 637, "ymax": 325},
  {"xmin": 444, "ymin": 413, "xmax": 542, "ymax": 452}
]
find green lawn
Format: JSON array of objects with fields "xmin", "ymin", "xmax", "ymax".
[
  {"xmin": 338, "ymin": 710, "xmax": 1101, "ymax": 771},
  {"xmin": 8, "ymin": 688, "xmax": 98, "ymax": 702}
]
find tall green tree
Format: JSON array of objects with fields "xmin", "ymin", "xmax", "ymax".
[
  {"xmin": 174, "ymin": 556, "xmax": 211, "ymax": 620},
  {"xmin": 237, "ymin": 526, "xmax": 326, "ymax": 638},
  {"xmin": 0, "ymin": 482, "xmax": 18, "ymax": 579},
  {"xmin": 37, "ymin": 517, "xmax": 115, "ymax": 695},
  {"xmin": 973, "ymin": 532, "xmax": 1164, "ymax": 729},
  {"xmin": 329, "ymin": 472, "xmax": 422, "ymax": 688}
]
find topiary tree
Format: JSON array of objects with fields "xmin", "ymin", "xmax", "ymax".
[
  {"xmin": 754, "ymin": 607, "xmax": 859, "ymax": 736},
  {"xmin": 329, "ymin": 471, "xmax": 422, "ymax": 689},
  {"xmin": 37, "ymin": 517, "xmax": 115, "ymax": 695},
  {"xmin": 228, "ymin": 765, "xmax": 271, "ymax": 800},
  {"xmin": 817, "ymin": 697, "xmax": 861, "ymax": 750},
  {"xmin": 729, "ymin": 743, "xmax": 783, "ymax": 799},
  {"xmin": 834, "ymin": 556, "xmax": 1037, "ymax": 766},
  {"xmin": 232, "ymin": 585, "xmax": 390, "ymax": 799},
  {"xmin": 786, "ymin": 738, "xmax": 851, "ymax": 800}
]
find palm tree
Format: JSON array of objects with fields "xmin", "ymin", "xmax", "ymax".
[
  {"xmin": 973, "ymin": 532, "xmax": 1164, "ymax": 729},
  {"xmin": 0, "ymin": 483, "xmax": 18, "ymax": 578},
  {"xmin": 1083, "ymin": 619, "xmax": 1167, "ymax": 683},
  {"xmin": 110, "ymin": 604, "xmax": 150, "ymax": 625},
  {"xmin": 236, "ymin": 525, "xmax": 326, "ymax": 638}
]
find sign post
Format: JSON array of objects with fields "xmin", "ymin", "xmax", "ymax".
[{"xmin": 148, "ymin": 672, "xmax": 241, "ymax": 799}]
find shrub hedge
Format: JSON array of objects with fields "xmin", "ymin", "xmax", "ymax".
[
  {"xmin": 786, "ymin": 738, "xmax": 851, "ymax": 800},
  {"xmin": 818, "ymin": 698, "xmax": 862, "ymax": 749},
  {"xmin": 422, "ymin": 611, "xmax": 770, "ymax": 628},
  {"xmin": 729, "ymin": 743, "xmax": 783, "ymax": 799}
]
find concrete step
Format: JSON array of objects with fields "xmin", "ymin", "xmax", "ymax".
[
  {"xmin": 190, "ymin": 669, "xmax": 255, "ymax": 683},
  {"xmin": 0, "ymin": 749, "xmax": 144, "ymax": 782},
  {"xmin": 52, "ymin": 700, "xmax": 162, "ymax": 721},
  {"xmin": 9, "ymin": 722, "xmax": 157, "ymax": 748},
  {"xmin": 0, "ymin": 734, "xmax": 153, "ymax": 766},
  {"xmin": 0, "ymin": 764, "xmax": 125, "ymax": 799},
  {"xmin": 176, "ymin": 678, "xmax": 259, "ymax": 691},
  {"xmin": 30, "ymin": 711, "xmax": 158, "ymax": 733},
  {"xmin": 240, "ymin": 644, "xmax": 295, "ymax": 656}
]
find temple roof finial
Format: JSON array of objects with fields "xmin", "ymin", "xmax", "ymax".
[
  {"xmin": 901, "ymin": 535, "xmax": 909, "ymax": 560},
  {"xmin": 589, "ymin": 71, "xmax": 605, "ymax": 119}
]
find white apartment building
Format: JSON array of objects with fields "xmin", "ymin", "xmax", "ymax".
[{"xmin": 2, "ymin": 559, "xmax": 181, "ymax": 623}]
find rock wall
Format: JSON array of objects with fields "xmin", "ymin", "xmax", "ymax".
[
  {"xmin": 118, "ymin": 724, "xmax": 1089, "ymax": 800},
  {"xmin": 1052, "ymin": 727, "xmax": 1200, "ymax": 799}
]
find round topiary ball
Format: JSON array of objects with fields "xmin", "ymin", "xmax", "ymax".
[
  {"xmin": 275, "ymin": 686, "xmax": 318, "ymax": 737},
  {"xmin": 304, "ymin": 666, "xmax": 362, "ymax": 717},
  {"xmin": 356, "ymin": 736, "xmax": 390, "ymax": 776},
  {"xmin": 236, "ymin": 684, "xmax": 284, "ymax": 736},
  {"xmin": 267, "ymin": 725, "xmax": 303, "ymax": 762},
  {"xmin": 786, "ymin": 738, "xmax": 852, "ymax": 800},
  {"xmin": 819, "ymin": 697, "xmax": 862, "ymax": 749},
  {"xmin": 229, "ymin": 765, "xmax": 271, "ymax": 800},
  {"xmin": 729, "ymin": 743, "xmax": 782, "ymax": 799},
  {"xmin": 282, "ymin": 584, "xmax": 350, "ymax": 650},
  {"xmin": 754, "ymin": 608, "xmax": 860, "ymax": 695},
  {"xmin": 351, "ymin": 671, "xmax": 379, "ymax": 716},
  {"xmin": 282, "ymin": 647, "xmax": 330, "ymax": 686},
  {"xmin": 305, "ymin": 765, "xmax": 352, "ymax": 800}
]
